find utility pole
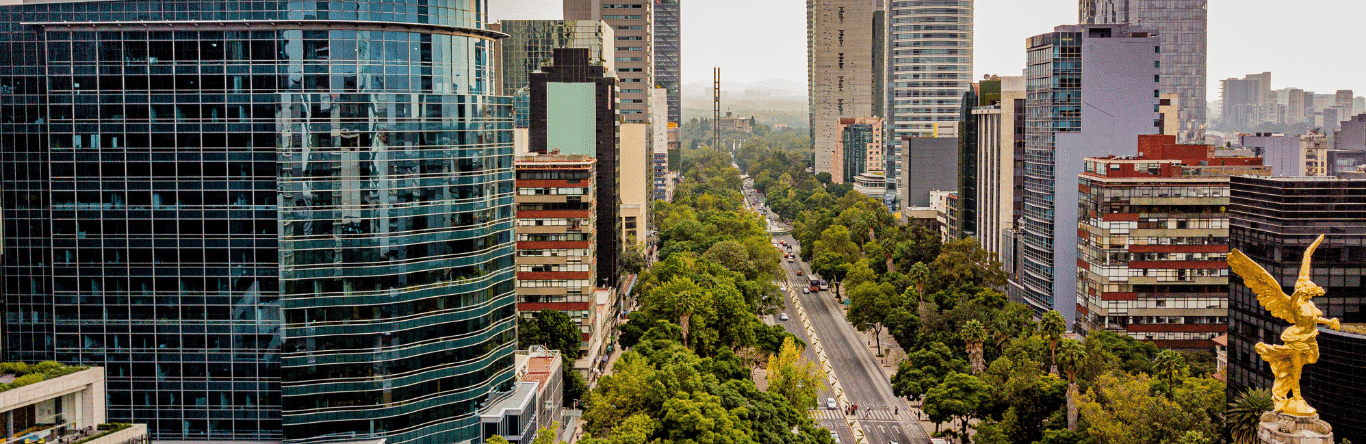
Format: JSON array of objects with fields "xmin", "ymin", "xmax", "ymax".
[{"xmin": 713, "ymin": 67, "xmax": 721, "ymax": 151}]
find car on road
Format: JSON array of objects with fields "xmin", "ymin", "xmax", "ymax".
[
  {"xmin": 831, "ymin": 431, "xmax": 840, "ymax": 444},
  {"xmin": 796, "ymin": 270, "xmax": 803, "ymax": 276},
  {"xmin": 802, "ymin": 288, "xmax": 810, "ymax": 294},
  {"xmin": 779, "ymin": 313, "xmax": 789, "ymax": 321},
  {"xmin": 826, "ymin": 398, "xmax": 837, "ymax": 410},
  {"xmin": 787, "ymin": 257, "xmax": 794, "ymax": 263}
]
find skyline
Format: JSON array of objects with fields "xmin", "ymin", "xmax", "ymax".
[{"xmin": 490, "ymin": 0, "xmax": 1366, "ymax": 104}]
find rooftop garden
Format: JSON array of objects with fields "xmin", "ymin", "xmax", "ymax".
[{"xmin": 0, "ymin": 361, "xmax": 88, "ymax": 393}]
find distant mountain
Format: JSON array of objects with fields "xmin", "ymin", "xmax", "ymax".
[{"xmin": 680, "ymin": 78, "xmax": 808, "ymax": 128}]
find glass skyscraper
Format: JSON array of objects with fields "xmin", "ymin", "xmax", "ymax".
[
  {"xmin": 0, "ymin": 1, "xmax": 517, "ymax": 443},
  {"xmin": 887, "ymin": 0, "xmax": 974, "ymax": 139}
]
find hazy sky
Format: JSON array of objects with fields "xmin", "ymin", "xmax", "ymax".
[{"xmin": 490, "ymin": 0, "xmax": 1366, "ymax": 100}]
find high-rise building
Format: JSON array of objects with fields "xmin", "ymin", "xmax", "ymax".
[
  {"xmin": 1018, "ymin": 24, "xmax": 1160, "ymax": 319},
  {"xmin": 973, "ymin": 76, "xmax": 1026, "ymax": 262},
  {"xmin": 886, "ymin": 0, "xmax": 974, "ymax": 140},
  {"xmin": 1220, "ymin": 73, "xmax": 1272, "ymax": 130},
  {"xmin": 1227, "ymin": 176, "xmax": 1366, "ymax": 444},
  {"xmin": 564, "ymin": 0, "xmax": 654, "ymax": 124},
  {"xmin": 0, "ymin": 1, "xmax": 518, "ymax": 442},
  {"xmin": 1081, "ymin": 0, "xmax": 1207, "ymax": 142},
  {"xmin": 513, "ymin": 154, "xmax": 598, "ymax": 352},
  {"xmin": 1285, "ymin": 88, "xmax": 1308, "ymax": 125},
  {"xmin": 835, "ymin": 117, "xmax": 885, "ymax": 184},
  {"xmin": 1076, "ymin": 135, "xmax": 1268, "ymax": 346},
  {"xmin": 900, "ymin": 136, "xmax": 958, "ymax": 210},
  {"xmin": 1337, "ymin": 114, "xmax": 1366, "ymax": 152},
  {"xmin": 530, "ymin": 48, "xmax": 621, "ymax": 289},
  {"xmin": 808, "ymin": 0, "xmax": 877, "ymax": 178},
  {"xmin": 492, "ymin": 20, "xmax": 615, "ymax": 96},
  {"xmin": 654, "ymin": 0, "xmax": 681, "ymax": 124},
  {"xmin": 618, "ymin": 123, "xmax": 651, "ymax": 248}
]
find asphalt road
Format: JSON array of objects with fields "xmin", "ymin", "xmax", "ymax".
[{"xmin": 745, "ymin": 181, "xmax": 929, "ymax": 444}]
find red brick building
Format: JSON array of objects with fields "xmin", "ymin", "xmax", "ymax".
[{"xmin": 515, "ymin": 155, "xmax": 597, "ymax": 350}]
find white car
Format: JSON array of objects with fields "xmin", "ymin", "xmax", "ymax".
[
  {"xmin": 826, "ymin": 398, "xmax": 838, "ymax": 410},
  {"xmin": 802, "ymin": 288, "xmax": 810, "ymax": 294},
  {"xmin": 779, "ymin": 313, "xmax": 789, "ymax": 321},
  {"xmin": 831, "ymin": 431, "xmax": 840, "ymax": 444}
]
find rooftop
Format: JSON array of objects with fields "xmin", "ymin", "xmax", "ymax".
[{"xmin": 0, "ymin": 362, "xmax": 87, "ymax": 393}]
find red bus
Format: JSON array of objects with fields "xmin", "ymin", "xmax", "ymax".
[{"xmin": 808, "ymin": 278, "xmax": 821, "ymax": 292}]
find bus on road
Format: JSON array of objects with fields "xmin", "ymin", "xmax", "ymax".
[{"xmin": 808, "ymin": 278, "xmax": 821, "ymax": 292}]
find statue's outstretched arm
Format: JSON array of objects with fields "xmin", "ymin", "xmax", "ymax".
[{"xmin": 1317, "ymin": 317, "xmax": 1342, "ymax": 331}]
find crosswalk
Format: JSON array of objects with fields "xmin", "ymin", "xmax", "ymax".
[{"xmin": 811, "ymin": 408, "xmax": 903, "ymax": 422}]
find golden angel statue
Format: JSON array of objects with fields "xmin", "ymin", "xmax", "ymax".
[{"xmin": 1228, "ymin": 234, "xmax": 1342, "ymax": 417}]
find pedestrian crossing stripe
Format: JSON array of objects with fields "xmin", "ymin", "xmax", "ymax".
[{"xmin": 811, "ymin": 409, "xmax": 900, "ymax": 421}]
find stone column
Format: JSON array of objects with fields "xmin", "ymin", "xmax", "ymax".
[{"xmin": 1258, "ymin": 412, "xmax": 1333, "ymax": 444}]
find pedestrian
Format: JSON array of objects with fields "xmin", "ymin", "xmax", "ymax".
[{"xmin": 894, "ymin": 406, "xmax": 898, "ymax": 415}]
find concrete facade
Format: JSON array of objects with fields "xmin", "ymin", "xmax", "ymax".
[
  {"xmin": 1076, "ymin": 135, "xmax": 1268, "ymax": 347},
  {"xmin": 1018, "ymin": 24, "xmax": 1160, "ymax": 321},
  {"xmin": 973, "ymin": 76, "xmax": 1025, "ymax": 261},
  {"xmin": 619, "ymin": 123, "xmax": 651, "ymax": 247},
  {"xmin": 514, "ymin": 155, "xmax": 599, "ymax": 350},
  {"xmin": 900, "ymin": 136, "xmax": 958, "ymax": 208},
  {"xmin": 1336, "ymin": 114, "xmax": 1366, "ymax": 152},
  {"xmin": 564, "ymin": 0, "xmax": 655, "ymax": 123},
  {"xmin": 0, "ymin": 367, "xmax": 145, "ymax": 444},
  {"xmin": 1239, "ymin": 133, "xmax": 1303, "ymax": 176},
  {"xmin": 1081, "ymin": 0, "xmax": 1208, "ymax": 142},
  {"xmin": 808, "ymin": 0, "xmax": 876, "ymax": 177}
]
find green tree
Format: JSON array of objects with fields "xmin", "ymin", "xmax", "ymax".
[
  {"xmin": 891, "ymin": 342, "xmax": 969, "ymax": 402},
  {"xmin": 961, "ymin": 319, "xmax": 989, "ymax": 374},
  {"xmin": 486, "ymin": 435, "xmax": 512, "ymax": 444},
  {"xmin": 519, "ymin": 310, "xmax": 584, "ymax": 360},
  {"xmin": 923, "ymin": 372, "xmax": 993, "ymax": 439},
  {"xmin": 1039, "ymin": 310, "xmax": 1066, "ymax": 373},
  {"xmin": 928, "ymin": 238, "xmax": 1007, "ymax": 292},
  {"xmin": 622, "ymin": 241, "xmax": 649, "ymax": 274},
  {"xmin": 765, "ymin": 337, "xmax": 825, "ymax": 409},
  {"xmin": 846, "ymin": 281, "xmax": 899, "ymax": 353},
  {"xmin": 843, "ymin": 259, "xmax": 878, "ymax": 289},
  {"xmin": 704, "ymin": 240, "xmax": 752, "ymax": 275},
  {"xmin": 1152, "ymin": 349, "xmax": 1187, "ymax": 387},
  {"xmin": 531, "ymin": 422, "xmax": 562, "ymax": 444},
  {"xmin": 563, "ymin": 370, "xmax": 589, "ymax": 408},
  {"xmin": 658, "ymin": 391, "xmax": 755, "ymax": 444},
  {"xmin": 1056, "ymin": 338, "xmax": 1087, "ymax": 431},
  {"xmin": 1226, "ymin": 387, "xmax": 1274, "ymax": 444}
]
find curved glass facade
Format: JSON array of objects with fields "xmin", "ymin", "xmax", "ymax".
[{"xmin": 0, "ymin": 1, "xmax": 516, "ymax": 443}]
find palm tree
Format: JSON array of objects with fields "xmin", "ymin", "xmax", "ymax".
[
  {"xmin": 961, "ymin": 319, "xmax": 989, "ymax": 374},
  {"xmin": 1039, "ymin": 310, "xmax": 1066, "ymax": 374},
  {"xmin": 1153, "ymin": 349, "xmax": 1187, "ymax": 386},
  {"xmin": 1056, "ymin": 338, "xmax": 1086, "ymax": 431},
  {"xmin": 1226, "ymin": 387, "xmax": 1274, "ymax": 444}
]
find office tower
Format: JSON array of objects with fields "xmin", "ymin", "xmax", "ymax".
[
  {"xmin": 1301, "ymin": 131, "xmax": 1331, "ymax": 177},
  {"xmin": 564, "ymin": 0, "xmax": 654, "ymax": 123},
  {"xmin": 808, "ymin": 0, "xmax": 877, "ymax": 177},
  {"xmin": 1286, "ymin": 88, "xmax": 1308, "ymax": 125},
  {"xmin": 1220, "ymin": 73, "xmax": 1272, "ymax": 130},
  {"xmin": 886, "ymin": 0, "xmax": 974, "ymax": 141},
  {"xmin": 973, "ymin": 76, "xmax": 1025, "ymax": 260},
  {"xmin": 654, "ymin": 0, "xmax": 682, "ymax": 124},
  {"xmin": 0, "ymin": 1, "xmax": 517, "ymax": 442},
  {"xmin": 493, "ymin": 20, "xmax": 615, "ymax": 96},
  {"xmin": 513, "ymin": 155, "xmax": 598, "ymax": 353},
  {"xmin": 1018, "ymin": 24, "xmax": 1159, "ymax": 319},
  {"xmin": 1227, "ymin": 176, "xmax": 1366, "ymax": 444},
  {"xmin": 1081, "ymin": 0, "xmax": 1208, "ymax": 142},
  {"xmin": 1239, "ymin": 133, "xmax": 1305, "ymax": 176},
  {"xmin": 1337, "ymin": 90, "xmax": 1354, "ymax": 109},
  {"xmin": 1076, "ymin": 135, "xmax": 1268, "ymax": 346},
  {"xmin": 836, "ymin": 117, "xmax": 886, "ymax": 184},
  {"xmin": 530, "ymin": 48, "xmax": 621, "ymax": 288}
]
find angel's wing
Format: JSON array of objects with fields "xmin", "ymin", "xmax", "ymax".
[{"xmin": 1228, "ymin": 249, "xmax": 1295, "ymax": 323}]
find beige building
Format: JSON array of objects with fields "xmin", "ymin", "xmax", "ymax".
[
  {"xmin": 833, "ymin": 116, "xmax": 884, "ymax": 184},
  {"xmin": 1300, "ymin": 131, "xmax": 1330, "ymax": 176},
  {"xmin": 565, "ymin": 0, "xmax": 654, "ymax": 123},
  {"xmin": 1159, "ymin": 93, "xmax": 1181, "ymax": 137},
  {"xmin": 619, "ymin": 123, "xmax": 651, "ymax": 247},
  {"xmin": 808, "ymin": 0, "xmax": 876, "ymax": 177},
  {"xmin": 1, "ymin": 365, "xmax": 148, "ymax": 444},
  {"xmin": 973, "ymin": 75, "xmax": 1025, "ymax": 257}
]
